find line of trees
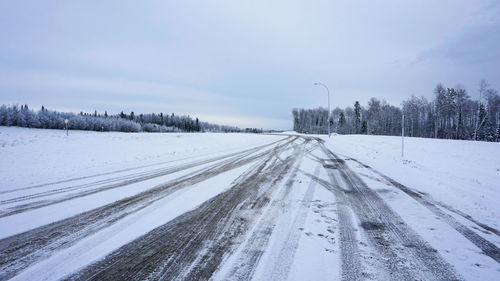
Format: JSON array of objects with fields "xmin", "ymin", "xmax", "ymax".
[
  {"xmin": 0, "ymin": 105, "xmax": 243, "ymax": 133},
  {"xmin": 293, "ymin": 80, "xmax": 500, "ymax": 142}
]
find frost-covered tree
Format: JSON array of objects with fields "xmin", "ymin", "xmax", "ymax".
[
  {"xmin": 291, "ymin": 79, "xmax": 499, "ymax": 142},
  {"xmin": 0, "ymin": 105, "xmax": 241, "ymax": 133}
]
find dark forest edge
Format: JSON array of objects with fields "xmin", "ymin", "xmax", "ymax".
[
  {"xmin": 0, "ymin": 105, "xmax": 263, "ymax": 133},
  {"xmin": 293, "ymin": 80, "xmax": 500, "ymax": 142}
]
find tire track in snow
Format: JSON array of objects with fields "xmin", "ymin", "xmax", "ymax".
[
  {"xmin": 0, "ymin": 137, "xmax": 296, "ymax": 280},
  {"xmin": 0, "ymin": 137, "xmax": 291, "ymax": 216},
  {"xmin": 64, "ymin": 138, "xmax": 302, "ymax": 281},
  {"xmin": 262, "ymin": 163, "xmax": 321, "ymax": 281},
  {"xmin": 296, "ymin": 156, "xmax": 365, "ymax": 280},
  {"xmin": 344, "ymin": 157, "xmax": 500, "ymax": 263},
  {"xmin": 0, "ymin": 137, "xmax": 288, "ymax": 196},
  {"xmin": 215, "ymin": 146, "xmax": 304, "ymax": 281},
  {"xmin": 317, "ymin": 159, "xmax": 364, "ymax": 281},
  {"xmin": 1, "ymin": 135, "xmax": 481, "ymax": 280},
  {"xmin": 320, "ymin": 144, "xmax": 461, "ymax": 280}
]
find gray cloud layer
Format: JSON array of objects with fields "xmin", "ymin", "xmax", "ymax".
[{"xmin": 1, "ymin": 0, "xmax": 499, "ymax": 129}]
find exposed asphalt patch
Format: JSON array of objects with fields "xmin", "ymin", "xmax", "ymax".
[{"xmin": 361, "ymin": 221, "xmax": 385, "ymax": 231}]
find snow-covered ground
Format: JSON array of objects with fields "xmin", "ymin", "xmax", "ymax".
[
  {"xmin": 327, "ymin": 134, "xmax": 499, "ymax": 237},
  {"xmin": 0, "ymin": 127, "xmax": 281, "ymax": 190},
  {"xmin": 0, "ymin": 127, "xmax": 498, "ymax": 280},
  {"xmin": 324, "ymin": 134, "xmax": 500, "ymax": 280}
]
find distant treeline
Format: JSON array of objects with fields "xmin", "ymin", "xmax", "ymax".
[
  {"xmin": 293, "ymin": 80, "xmax": 500, "ymax": 142},
  {"xmin": 0, "ymin": 105, "xmax": 251, "ymax": 133}
]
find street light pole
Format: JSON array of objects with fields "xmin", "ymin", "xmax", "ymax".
[{"xmin": 314, "ymin": 82, "xmax": 331, "ymax": 137}]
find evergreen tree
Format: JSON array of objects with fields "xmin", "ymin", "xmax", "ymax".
[
  {"xmin": 195, "ymin": 118, "xmax": 200, "ymax": 132},
  {"xmin": 354, "ymin": 101, "xmax": 361, "ymax": 133},
  {"xmin": 339, "ymin": 112, "xmax": 345, "ymax": 128}
]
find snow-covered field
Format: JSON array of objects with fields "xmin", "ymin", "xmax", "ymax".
[{"xmin": 0, "ymin": 127, "xmax": 499, "ymax": 280}]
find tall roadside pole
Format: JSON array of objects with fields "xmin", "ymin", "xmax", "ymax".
[
  {"xmin": 314, "ymin": 82, "xmax": 331, "ymax": 137},
  {"xmin": 401, "ymin": 114, "xmax": 405, "ymax": 158}
]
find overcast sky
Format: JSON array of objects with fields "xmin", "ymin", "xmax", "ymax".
[{"xmin": 1, "ymin": 0, "xmax": 499, "ymax": 129}]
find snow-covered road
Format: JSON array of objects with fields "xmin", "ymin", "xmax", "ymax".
[{"xmin": 0, "ymin": 128, "xmax": 498, "ymax": 280}]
